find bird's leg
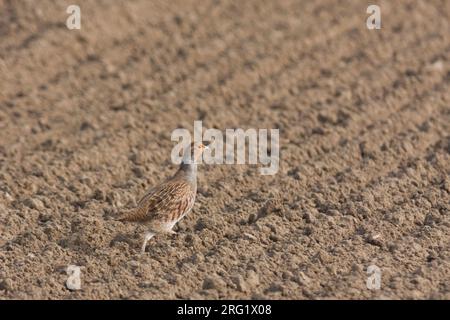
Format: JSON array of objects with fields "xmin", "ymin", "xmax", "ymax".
[{"xmin": 141, "ymin": 231, "xmax": 155, "ymax": 253}]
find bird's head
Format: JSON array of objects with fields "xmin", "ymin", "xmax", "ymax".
[{"xmin": 182, "ymin": 141, "xmax": 208, "ymax": 164}]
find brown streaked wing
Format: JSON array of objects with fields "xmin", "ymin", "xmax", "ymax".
[
  {"xmin": 175, "ymin": 191, "xmax": 196, "ymax": 222},
  {"xmin": 124, "ymin": 179, "xmax": 194, "ymax": 223}
]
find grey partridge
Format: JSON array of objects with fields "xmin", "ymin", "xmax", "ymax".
[{"xmin": 120, "ymin": 142, "xmax": 207, "ymax": 253}]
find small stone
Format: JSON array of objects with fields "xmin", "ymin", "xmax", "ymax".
[
  {"xmin": 303, "ymin": 226, "xmax": 314, "ymax": 235},
  {"xmin": 107, "ymin": 191, "xmax": 121, "ymax": 206},
  {"xmin": 351, "ymin": 264, "xmax": 362, "ymax": 273},
  {"xmin": 426, "ymin": 60, "xmax": 444, "ymax": 72},
  {"xmin": 129, "ymin": 151, "xmax": 146, "ymax": 165},
  {"xmin": 282, "ymin": 271, "xmax": 293, "ymax": 280},
  {"xmin": 80, "ymin": 121, "xmax": 94, "ymax": 131},
  {"xmin": 315, "ymin": 251, "xmax": 332, "ymax": 264},
  {"xmin": 312, "ymin": 127, "xmax": 325, "ymax": 135},
  {"xmin": 424, "ymin": 212, "xmax": 440, "ymax": 225},
  {"xmin": 27, "ymin": 182, "xmax": 39, "ymax": 193},
  {"xmin": 0, "ymin": 278, "xmax": 12, "ymax": 291},
  {"xmin": 4, "ymin": 192, "xmax": 14, "ymax": 202},
  {"xmin": 190, "ymin": 253, "xmax": 205, "ymax": 264},
  {"xmin": 257, "ymin": 198, "xmax": 283, "ymax": 219},
  {"xmin": 38, "ymin": 213, "xmax": 52, "ymax": 223},
  {"xmin": 326, "ymin": 209, "xmax": 340, "ymax": 216},
  {"xmin": 198, "ymin": 186, "xmax": 212, "ymax": 197},
  {"xmin": 246, "ymin": 270, "xmax": 260, "ymax": 287},
  {"xmin": 296, "ymin": 272, "xmax": 310, "ymax": 286},
  {"xmin": 93, "ymin": 188, "xmax": 106, "ymax": 201},
  {"xmin": 132, "ymin": 166, "xmax": 145, "ymax": 178},
  {"xmin": 105, "ymin": 63, "xmax": 117, "ymax": 74},
  {"xmin": 202, "ymin": 276, "xmax": 226, "ymax": 290},
  {"xmin": 79, "ymin": 176, "xmax": 94, "ymax": 187},
  {"xmin": 125, "ymin": 116, "xmax": 136, "ymax": 129},
  {"xmin": 426, "ymin": 252, "xmax": 437, "ymax": 263},
  {"xmin": 443, "ymin": 179, "xmax": 450, "ymax": 193},
  {"xmin": 251, "ymin": 293, "xmax": 267, "ymax": 299},
  {"xmin": 287, "ymin": 168, "xmax": 301, "ymax": 180},
  {"xmin": 366, "ymin": 233, "xmax": 383, "ymax": 247},
  {"xmin": 247, "ymin": 213, "xmax": 258, "ymax": 224},
  {"xmin": 194, "ymin": 218, "xmax": 208, "ymax": 231},
  {"xmin": 303, "ymin": 212, "xmax": 315, "ymax": 223},
  {"xmin": 23, "ymin": 198, "xmax": 44, "ymax": 210},
  {"xmin": 243, "ymin": 233, "xmax": 257, "ymax": 241},
  {"xmin": 269, "ymin": 234, "xmax": 280, "ymax": 242},
  {"xmin": 231, "ymin": 275, "xmax": 248, "ymax": 292},
  {"xmin": 267, "ymin": 282, "xmax": 283, "ymax": 292},
  {"xmin": 326, "ymin": 265, "xmax": 337, "ymax": 275},
  {"xmin": 387, "ymin": 243, "xmax": 399, "ymax": 253}
]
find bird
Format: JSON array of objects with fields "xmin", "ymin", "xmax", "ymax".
[{"xmin": 119, "ymin": 142, "xmax": 207, "ymax": 253}]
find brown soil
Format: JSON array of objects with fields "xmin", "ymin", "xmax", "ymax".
[{"xmin": 0, "ymin": 0, "xmax": 449, "ymax": 299}]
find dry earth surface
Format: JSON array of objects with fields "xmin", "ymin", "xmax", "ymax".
[{"xmin": 0, "ymin": 0, "xmax": 449, "ymax": 299}]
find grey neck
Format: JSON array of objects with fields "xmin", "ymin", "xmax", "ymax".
[{"xmin": 176, "ymin": 162, "xmax": 197, "ymax": 185}]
